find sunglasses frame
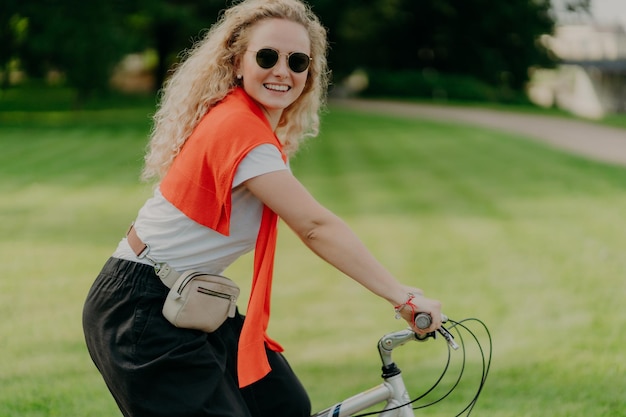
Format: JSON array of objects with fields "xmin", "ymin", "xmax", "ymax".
[{"xmin": 247, "ymin": 48, "xmax": 312, "ymax": 73}]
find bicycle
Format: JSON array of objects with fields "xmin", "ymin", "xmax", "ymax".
[{"xmin": 311, "ymin": 314, "xmax": 492, "ymax": 417}]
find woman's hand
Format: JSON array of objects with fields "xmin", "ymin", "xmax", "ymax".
[{"xmin": 394, "ymin": 287, "xmax": 442, "ymax": 334}]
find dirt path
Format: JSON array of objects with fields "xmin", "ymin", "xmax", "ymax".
[{"xmin": 331, "ymin": 98, "xmax": 626, "ymax": 167}]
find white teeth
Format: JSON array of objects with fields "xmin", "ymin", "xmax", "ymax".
[{"xmin": 264, "ymin": 84, "xmax": 290, "ymax": 92}]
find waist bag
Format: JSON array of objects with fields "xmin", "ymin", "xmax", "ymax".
[{"xmin": 162, "ymin": 271, "xmax": 240, "ymax": 333}]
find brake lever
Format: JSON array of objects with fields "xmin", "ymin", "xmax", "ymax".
[{"xmin": 437, "ymin": 325, "xmax": 459, "ymax": 350}]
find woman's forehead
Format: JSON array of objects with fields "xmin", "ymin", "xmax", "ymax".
[{"xmin": 247, "ymin": 18, "xmax": 310, "ymax": 52}]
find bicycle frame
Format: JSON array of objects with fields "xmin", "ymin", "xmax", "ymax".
[{"xmin": 311, "ymin": 328, "xmax": 429, "ymax": 417}]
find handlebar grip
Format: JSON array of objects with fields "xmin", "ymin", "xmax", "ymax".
[
  {"xmin": 414, "ymin": 313, "xmax": 459, "ymax": 350},
  {"xmin": 414, "ymin": 312, "xmax": 432, "ymax": 329},
  {"xmin": 414, "ymin": 312, "xmax": 450, "ymax": 329}
]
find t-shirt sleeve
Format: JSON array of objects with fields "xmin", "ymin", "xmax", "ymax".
[{"xmin": 232, "ymin": 144, "xmax": 288, "ymax": 188}]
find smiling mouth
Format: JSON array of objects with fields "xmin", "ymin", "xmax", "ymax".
[{"xmin": 264, "ymin": 83, "xmax": 291, "ymax": 92}]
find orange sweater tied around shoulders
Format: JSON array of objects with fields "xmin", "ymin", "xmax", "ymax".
[{"xmin": 160, "ymin": 87, "xmax": 286, "ymax": 388}]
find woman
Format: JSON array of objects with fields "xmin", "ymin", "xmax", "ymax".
[{"xmin": 83, "ymin": 0, "xmax": 443, "ymax": 416}]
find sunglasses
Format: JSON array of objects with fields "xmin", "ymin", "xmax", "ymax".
[{"xmin": 248, "ymin": 48, "xmax": 312, "ymax": 73}]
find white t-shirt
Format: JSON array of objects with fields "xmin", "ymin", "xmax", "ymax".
[{"xmin": 112, "ymin": 144, "xmax": 288, "ymax": 274}]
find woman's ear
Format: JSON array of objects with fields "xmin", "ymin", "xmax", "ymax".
[{"xmin": 233, "ymin": 56, "xmax": 243, "ymax": 83}]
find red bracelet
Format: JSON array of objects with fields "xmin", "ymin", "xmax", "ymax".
[{"xmin": 394, "ymin": 293, "xmax": 418, "ymax": 320}]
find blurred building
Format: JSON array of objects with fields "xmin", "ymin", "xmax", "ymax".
[{"xmin": 528, "ymin": 24, "xmax": 626, "ymax": 118}]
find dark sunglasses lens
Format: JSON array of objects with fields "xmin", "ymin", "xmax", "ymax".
[
  {"xmin": 256, "ymin": 49, "xmax": 279, "ymax": 69},
  {"xmin": 289, "ymin": 53, "xmax": 310, "ymax": 73}
]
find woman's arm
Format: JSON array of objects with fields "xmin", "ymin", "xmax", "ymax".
[{"xmin": 244, "ymin": 169, "xmax": 442, "ymax": 332}]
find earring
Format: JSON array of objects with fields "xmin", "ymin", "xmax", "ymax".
[{"xmin": 236, "ymin": 74, "xmax": 243, "ymax": 80}]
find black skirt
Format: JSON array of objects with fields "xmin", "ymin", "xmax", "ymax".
[{"xmin": 82, "ymin": 257, "xmax": 310, "ymax": 417}]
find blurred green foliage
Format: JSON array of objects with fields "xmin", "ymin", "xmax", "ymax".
[
  {"xmin": 1, "ymin": 0, "xmax": 575, "ymax": 103},
  {"xmin": 362, "ymin": 69, "xmax": 531, "ymax": 103}
]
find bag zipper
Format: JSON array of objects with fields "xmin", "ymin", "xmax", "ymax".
[
  {"xmin": 177, "ymin": 272, "xmax": 220, "ymax": 294},
  {"xmin": 197, "ymin": 286, "xmax": 233, "ymax": 300},
  {"xmin": 174, "ymin": 272, "xmax": 238, "ymax": 317}
]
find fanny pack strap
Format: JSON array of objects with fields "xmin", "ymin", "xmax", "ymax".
[{"xmin": 126, "ymin": 224, "xmax": 181, "ymax": 288}]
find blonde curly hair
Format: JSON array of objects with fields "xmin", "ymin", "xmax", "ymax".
[{"xmin": 141, "ymin": 0, "xmax": 330, "ymax": 182}]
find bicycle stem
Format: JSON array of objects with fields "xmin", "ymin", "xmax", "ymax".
[
  {"xmin": 377, "ymin": 319, "xmax": 459, "ymax": 371},
  {"xmin": 378, "ymin": 329, "xmax": 422, "ymax": 368}
]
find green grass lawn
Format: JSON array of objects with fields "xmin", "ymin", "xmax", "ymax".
[{"xmin": 1, "ymin": 92, "xmax": 625, "ymax": 416}]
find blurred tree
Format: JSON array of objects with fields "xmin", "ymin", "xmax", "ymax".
[
  {"xmin": 7, "ymin": 0, "xmax": 565, "ymax": 100},
  {"xmin": 124, "ymin": 0, "xmax": 225, "ymax": 92},
  {"xmin": 311, "ymin": 0, "xmax": 555, "ymax": 91},
  {"xmin": 0, "ymin": 0, "xmax": 27, "ymax": 90},
  {"xmin": 19, "ymin": 0, "xmax": 131, "ymax": 103},
  {"xmin": 12, "ymin": 0, "xmax": 223, "ymax": 98}
]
